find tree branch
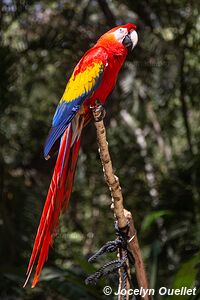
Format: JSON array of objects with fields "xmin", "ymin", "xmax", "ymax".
[
  {"xmin": 97, "ymin": 0, "xmax": 117, "ymax": 27},
  {"xmin": 92, "ymin": 104, "xmax": 151, "ymax": 300}
]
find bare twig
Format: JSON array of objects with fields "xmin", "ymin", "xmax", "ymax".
[
  {"xmin": 92, "ymin": 104, "xmax": 151, "ymax": 300},
  {"xmin": 180, "ymin": 50, "xmax": 193, "ymax": 155}
]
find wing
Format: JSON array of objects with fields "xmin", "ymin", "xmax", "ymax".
[{"xmin": 44, "ymin": 47, "xmax": 108, "ymax": 158}]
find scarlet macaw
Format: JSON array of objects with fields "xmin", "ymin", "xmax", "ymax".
[{"xmin": 24, "ymin": 23, "xmax": 138, "ymax": 288}]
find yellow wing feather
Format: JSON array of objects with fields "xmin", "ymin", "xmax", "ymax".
[{"xmin": 61, "ymin": 62, "xmax": 104, "ymax": 103}]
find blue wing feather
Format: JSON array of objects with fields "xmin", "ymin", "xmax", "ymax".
[
  {"xmin": 44, "ymin": 65, "xmax": 105, "ymax": 158},
  {"xmin": 52, "ymin": 99, "xmax": 81, "ymax": 127}
]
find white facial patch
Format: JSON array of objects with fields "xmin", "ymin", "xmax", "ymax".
[{"xmin": 113, "ymin": 28, "xmax": 128, "ymax": 43}]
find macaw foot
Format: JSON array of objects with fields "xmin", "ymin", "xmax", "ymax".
[{"xmin": 90, "ymin": 99, "xmax": 106, "ymax": 121}]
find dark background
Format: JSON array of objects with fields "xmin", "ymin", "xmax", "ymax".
[{"xmin": 0, "ymin": 0, "xmax": 200, "ymax": 299}]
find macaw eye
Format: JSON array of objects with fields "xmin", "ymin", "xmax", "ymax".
[{"xmin": 119, "ymin": 28, "xmax": 124, "ymax": 33}]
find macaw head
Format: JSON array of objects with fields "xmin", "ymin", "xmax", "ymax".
[{"xmin": 97, "ymin": 23, "xmax": 138, "ymax": 52}]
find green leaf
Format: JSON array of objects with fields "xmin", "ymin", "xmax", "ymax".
[
  {"xmin": 141, "ymin": 210, "xmax": 173, "ymax": 233},
  {"xmin": 167, "ymin": 253, "xmax": 200, "ymax": 300}
]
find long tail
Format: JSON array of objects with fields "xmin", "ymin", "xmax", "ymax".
[{"xmin": 24, "ymin": 116, "xmax": 84, "ymax": 288}]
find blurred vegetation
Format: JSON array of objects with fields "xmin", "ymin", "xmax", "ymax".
[{"xmin": 0, "ymin": 0, "xmax": 200, "ymax": 299}]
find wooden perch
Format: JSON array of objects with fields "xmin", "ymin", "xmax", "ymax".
[{"xmin": 92, "ymin": 103, "xmax": 151, "ymax": 300}]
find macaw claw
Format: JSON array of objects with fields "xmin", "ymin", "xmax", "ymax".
[{"xmin": 90, "ymin": 99, "xmax": 106, "ymax": 122}]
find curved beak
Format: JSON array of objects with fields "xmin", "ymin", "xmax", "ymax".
[{"xmin": 123, "ymin": 30, "xmax": 138, "ymax": 51}]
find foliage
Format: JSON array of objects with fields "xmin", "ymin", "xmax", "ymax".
[{"xmin": 0, "ymin": 0, "xmax": 199, "ymax": 299}]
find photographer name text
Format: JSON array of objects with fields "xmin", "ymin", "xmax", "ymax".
[{"xmin": 103, "ymin": 286, "xmax": 197, "ymax": 297}]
